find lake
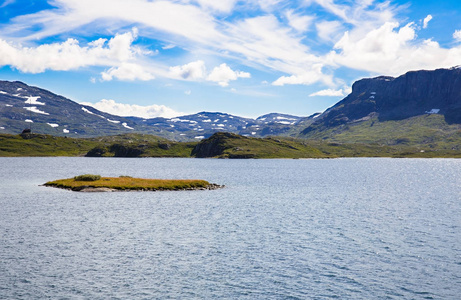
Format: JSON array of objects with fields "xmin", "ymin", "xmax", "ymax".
[{"xmin": 0, "ymin": 157, "xmax": 460, "ymax": 299}]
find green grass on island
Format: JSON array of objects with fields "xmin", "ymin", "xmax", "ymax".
[{"xmin": 44, "ymin": 174, "xmax": 221, "ymax": 192}]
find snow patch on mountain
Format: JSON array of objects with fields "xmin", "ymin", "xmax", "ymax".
[
  {"xmin": 24, "ymin": 106, "xmax": 49, "ymax": 115},
  {"xmin": 24, "ymin": 96, "xmax": 45, "ymax": 105}
]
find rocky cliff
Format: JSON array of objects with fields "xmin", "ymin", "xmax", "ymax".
[{"xmin": 303, "ymin": 67, "xmax": 461, "ymax": 135}]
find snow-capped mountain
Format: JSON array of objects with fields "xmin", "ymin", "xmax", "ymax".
[{"xmin": 0, "ymin": 80, "xmax": 310, "ymax": 140}]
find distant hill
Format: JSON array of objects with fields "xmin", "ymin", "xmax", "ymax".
[
  {"xmin": 0, "ymin": 80, "xmax": 308, "ymax": 140},
  {"xmin": 301, "ymin": 67, "xmax": 461, "ymax": 149}
]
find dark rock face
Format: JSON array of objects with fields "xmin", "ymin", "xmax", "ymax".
[{"xmin": 303, "ymin": 67, "xmax": 461, "ymax": 134}]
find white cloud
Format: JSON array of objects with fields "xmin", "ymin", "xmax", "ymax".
[
  {"xmin": 272, "ymin": 64, "xmax": 333, "ymax": 86},
  {"xmin": 101, "ymin": 63, "xmax": 154, "ymax": 81},
  {"xmin": 169, "ymin": 60, "xmax": 206, "ymax": 80},
  {"xmin": 328, "ymin": 21, "xmax": 461, "ymax": 76},
  {"xmin": 0, "ymin": 28, "xmax": 150, "ymax": 76},
  {"xmin": 194, "ymin": 0, "xmax": 237, "ymax": 13},
  {"xmin": 184, "ymin": 90, "xmax": 191, "ymax": 95},
  {"xmin": 162, "ymin": 44, "xmax": 176, "ymax": 50},
  {"xmin": 285, "ymin": 10, "xmax": 314, "ymax": 32},
  {"xmin": 206, "ymin": 63, "xmax": 250, "ymax": 87},
  {"xmin": 2, "ymin": 0, "xmax": 461, "ymax": 92},
  {"xmin": 423, "ymin": 15, "xmax": 432, "ymax": 29},
  {"xmin": 309, "ymin": 88, "xmax": 345, "ymax": 97},
  {"xmin": 82, "ymin": 99, "xmax": 182, "ymax": 118},
  {"xmin": 454, "ymin": 30, "xmax": 461, "ymax": 42},
  {"xmin": 316, "ymin": 20, "xmax": 343, "ymax": 42}
]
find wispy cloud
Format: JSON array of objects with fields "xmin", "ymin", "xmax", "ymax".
[{"xmin": 0, "ymin": 0, "xmax": 15, "ymax": 8}]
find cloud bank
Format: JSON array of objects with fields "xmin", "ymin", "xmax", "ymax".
[{"xmin": 82, "ymin": 99, "xmax": 182, "ymax": 118}]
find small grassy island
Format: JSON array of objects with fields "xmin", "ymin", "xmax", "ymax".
[{"xmin": 44, "ymin": 174, "xmax": 223, "ymax": 192}]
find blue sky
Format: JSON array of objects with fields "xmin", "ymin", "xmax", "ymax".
[{"xmin": 1, "ymin": 0, "xmax": 461, "ymax": 118}]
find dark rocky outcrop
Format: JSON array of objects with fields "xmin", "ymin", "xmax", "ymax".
[
  {"xmin": 302, "ymin": 67, "xmax": 461, "ymax": 135},
  {"xmin": 191, "ymin": 132, "xmax": 240, "ymax": 158}
]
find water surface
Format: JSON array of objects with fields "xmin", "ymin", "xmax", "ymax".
[{"xmin": 0, "ymin": 158, "xmax": 460, "ymax": 299}]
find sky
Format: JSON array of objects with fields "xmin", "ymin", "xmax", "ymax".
[{"xmin": 1, "ymin": 0, "xmax": 461, "ymax": 118}]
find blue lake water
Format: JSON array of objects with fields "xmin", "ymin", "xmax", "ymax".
[{"xmin": 0, "ymin": 157, "xmax": 460, "ymax": 299}]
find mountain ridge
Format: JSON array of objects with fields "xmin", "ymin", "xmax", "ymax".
[{"xmin": 0, "ymin": 80, "xmax": 308, "ymax": 140}]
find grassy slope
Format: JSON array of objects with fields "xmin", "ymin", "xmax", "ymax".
[
  {"xmin": 206, "ymin": 135, "xmax": 328, "ymax": 158},
  {"xmin": 0, "ymin": 133, "xmax": 195, "ymax": 157},
  {"xmin": 1, "ymin": 128, "xmax": 460, "ymax": 158},
  {"xmin": 301, "ymin": 115, "xmax": 461, "ymax": 157},
  {"xmin": 44, "ymin": 177, "xmax": 211, "ymax": 191},
  {"xmin": 0, "ymin": 133, "xmax": 99, "ymax": 156}
]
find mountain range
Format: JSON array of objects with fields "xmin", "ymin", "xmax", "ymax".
[
  {"xmin": 0, "ymin": 80, "xmax": 316, "ymax": 140},
  {"xmin": 1, "ymin": 67, "xmax": 461, "ymax": 146}
]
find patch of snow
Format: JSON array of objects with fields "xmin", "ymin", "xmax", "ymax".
[
  {"xmin": 180, "ymin": 133, "xmax": 186, "ymax": 136},
  {"xmin": 259, "ymin": 117, "xmax": 266, "ymax": 121},
  {"xmin": 195, "ymin": 136, "xmax": 205, "ymax": 139},
  {"xmin": 6, "ymin": 104, "xmax": 12, "ymax": 107},
  {"xmin": 81, "ymin": 107, "xmax": 105, "ymax": 119},
  {"xmin": 25, "ymin": 96, "xmax": 45, "ymax": 105},
  {"xmin": 369, "ymin": 95, "xmax": 375, "ymax": 99},
  {"xmin": 122, "ymin": 122, "xmax": 134, "ymax": 130},
  {"xmin": 276, "ymin": 121, "xmax": 292, "ymax": 125},
  {"xmin": 426, "ymin": 108, "xmax": 440, "ymax": 114},
  {"xmin": 198, "ymin": 129, "xmax": 204, "ymax": 131},
  {"xmin": 190, "ymin": 120, "xmax": 198, "ymax": 124},
  {"xmin": 371, "ymin": 92, "xmax": 376, "ymax": 94},
  {"xmin": 170, "ymin": 125, "xmax": 175, "ymax": 128},
  {"xmin": 24, "ymin": 106, "xmax": 49, "ymax": 115},
  {"xmin": 203, "ymin": 119, "xmax": 212, "ymax": 122},
  {"xmin": 47, "ymin": 123, "xmax": 59, "ymax": 128},
  {"xmin": 0, "ymin": 127, "xmax": 4, "ymax": 130},
  {"xmin": 251, "ymin": 132, "xmax": 256, "ymax": 135},
  {"xmin": 170, "ymin": 118, "xmax": 180, "ymax": 122},
  {"xmin": 25, "ymin": 119, "xmax": 33, "ymax": 123},
  {"xmin": 313, "ymin": 114, "xmax": 320, "ymax": 119},
  {"xmin": 0, "ymin": 91, "xmax": 7, "ymax": 94},
  {"xmin": 213, "ymin": 119, "xmax": 219, "ymax": 122},
  {"xmin": 276, "ymin": 116, "xmax": 296, "ymax": 120},
  {"xmin": 223, "ymin": 120, "xmax": 228, "ymax": 122},
  {"xmin": 63, "ymin": 129, "xmax": 70, "ymax": 133},
  {"xmin": 217, "ymin": 124, "xmax": 225, "ymax": 127},
  {"xmin": 229, "ymin": 116, "xmax": 234, "ymax": 119},
  {"xmin": 17, "ymin": 88, "xmax": 23, "ymax": 91},
  {"xmin": 13, "ymin": 94, "xmax": 21, "ymax": 97},
  {"xmin": 107, "ymin": 119, "xmax": 120, "ymax": 124},
  {"xmin": 82, "ymin": 107, "xmax": 95, "ymax": 114},
  {"xmin": 242, "ymin": 126, "xmax": 246, "ymax": 129}
]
